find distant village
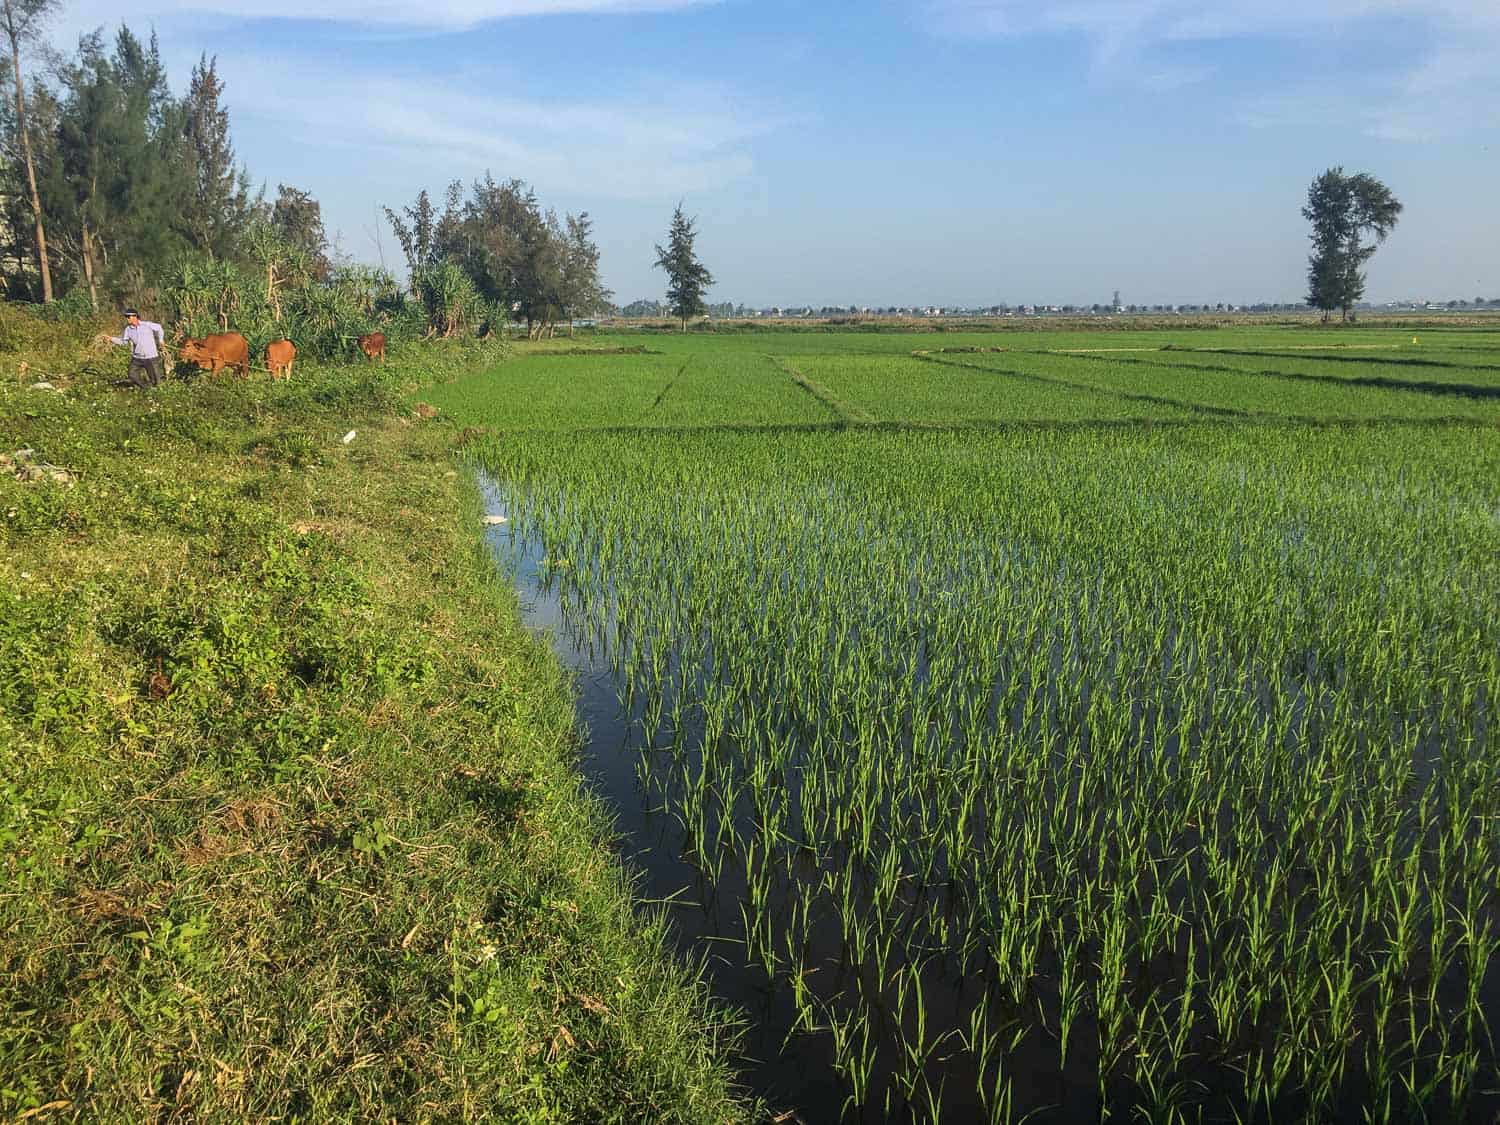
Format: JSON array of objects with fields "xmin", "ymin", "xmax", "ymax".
[{"xmin": 616, "ymin": 295, "xmax": 1500, "ymax": 320}]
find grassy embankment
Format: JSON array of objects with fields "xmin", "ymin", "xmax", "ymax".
[{"xmin": 0, "ymin": 307, "xmax": 752, "ymax": 1122}]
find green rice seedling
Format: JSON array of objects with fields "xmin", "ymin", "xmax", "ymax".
[
  {"xmin": 953, "ymin": 348, "xmax": 1496, "ymax": 420},
  {"xmin": 464, "ymin": 327, "xmax": 1500, "ymax": 1120}
]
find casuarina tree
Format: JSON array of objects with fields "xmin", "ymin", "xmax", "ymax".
[
  {"xmin": 2, "ymin": 0, "xmax": 63, "ymax": 301},
  {"xmin": 179, "ymin": 55, "xmax": 251, "ymax": 258},
  {"xmin": 560, "ymin": 211, "xmax": 610, "ymax": 335},
  {"xmin": 654, "ymin": 202, "xmax": 714, "ymax": 330},
  {"xmin": 1302, "ymin": 168, "xmax": 1402, "ymax": 323}
]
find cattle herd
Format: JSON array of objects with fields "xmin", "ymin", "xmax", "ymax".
[{"xmin": 172, "ymin": 330, "xmax": 387, "ymax": 381}]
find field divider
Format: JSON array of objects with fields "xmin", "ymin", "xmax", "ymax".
[
  {"xmin": 1063, "ymin": 349, "xmax": 1500, "ymax": 401},
  {"xmin": 911, "ymin": 346, "xmax": 1010, "ymax": 356},
  {"xmin": 646, "ymin": 360, "xmax": 691, "ymax": 415},
  {"xmin": 913, "ymin": 352, "xmax": 1250, "ymax": 419},
  {"xmin": 505, "ymin": 414, "xmax": 1492, "ymax": 438},
  {"xmin": 1194, "ymin": 347, "xmax": 1500, "ymax": 372},
  {"xmin": 772, "ymin": 356, "xmax": 876, "ymax": 423}
]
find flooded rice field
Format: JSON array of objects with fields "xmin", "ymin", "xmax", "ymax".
[
  {"xmin": 426, "ymin": 328, "xmax": 1500, "ymax": 1122},
  {"xmin": 476, "ymin": 416, "xmax": 1500, "ymax": 1122}
]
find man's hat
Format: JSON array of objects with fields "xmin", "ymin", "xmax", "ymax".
[{"xmin": 123, "ymin": 308, "xmax": 139, "ymax": 319}]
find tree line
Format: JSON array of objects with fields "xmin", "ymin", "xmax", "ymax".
[
  {"xmin": 0, "ymin": 4, "xmax": 609, "ymax": 357},
  {"xmin": 0, "ymin": 0, "xmax": 1408, "ymax": 343},
  {"xmin": 0, "ymin": 15, "xmax": 275, "ymax": 310},
  {"xmin": 0, "ymin": 10, "xmax": 404, "ymax": 358},
  {"xmin": 382, "ymin": 177, "xmax": 610, "ymax": 341}
]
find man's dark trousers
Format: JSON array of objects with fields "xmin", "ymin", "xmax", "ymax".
[{"xmin": 127, "ymin": 355, "xmax": 165, "ymax": 388}]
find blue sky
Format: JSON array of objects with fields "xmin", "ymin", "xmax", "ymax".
[{"xmin": 47, "ymin": 0, "xmax": 1500, "ymax": 307}]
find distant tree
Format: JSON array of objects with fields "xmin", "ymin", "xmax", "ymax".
[
  {"xmin": 270, "ymin": 183, "xmax": 329, "ymax": 277},
  {"xmin": 383, "ymin": 188, "xmax": 440, "ymax": 277},
  {"xmin": 48, "ymin": 27, "xmax": 184, "ymax": 309},
  {"xmin": 242, "ymin": 216, "xmax": 312, "ymax": 322},
  {"xmin": 1302, "ymin": 167, "xmax": 1402, "ymax": 323},
  {"xmin": 559, "ymin": 211, "xmax": 609, "ymax": 335},
  {"xmin": 385, "ymin": 176, "xmax": 605, "ymax": 339},
  {"xmin": 510, "ymin": 207, "xmax": 564, "ymax": 339},
  {"xmin": 178, "ymin": 54, "xmax": 251, "ymax": 257},
  {"xmin": 653, "ymin": 202, "xmax": 714, "ymax": 330},
  {"xmin": 2, "ymin": 0, "xmax": 63, "ymax": 300},
  {"xmin": 621, "ymin": 298, "xmax": 662, "ymax": 317},
  {"xmin": 455, "ymin": 174, "xmax": 535, "ymax": 308},
  {"xmin": 384, "ymin": 182, "xmax": 474, "ymax": 335}
]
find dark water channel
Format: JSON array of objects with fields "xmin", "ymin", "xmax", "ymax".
[
  {"xmin": 477, "ymin": 475, "xmax": 1499, "ymax": 1124},
  {"xmin": 480, "ymin": 478, "xmax": 859, "ymax": 1121}
]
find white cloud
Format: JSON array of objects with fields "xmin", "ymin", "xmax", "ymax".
[
  {"xmin": 223, "ymin": 57, "xmax": 771, "ymax": 201},
  {"xmin": 55, "ymin": 0, "xmax": 717, "ymax": 34},
  {"xmin": 921, "ymin": 0, "xmax": 1500, "ymax": 137},
  {"xmin": 35, "ymin": 2, "xmax": 773, "ymax": 270},
  {"xmin": 922, "ymin": 0, "xmax": 1499, "ymax": 48}
]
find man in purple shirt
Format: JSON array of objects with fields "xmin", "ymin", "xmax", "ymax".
[{"xmin": 107, "ymin": 309, "xmax": 167, "ymax": 388}]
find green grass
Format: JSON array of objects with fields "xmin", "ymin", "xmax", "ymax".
[
  {"xmin": 0, "ymin": 309, "xmax": 754, "ymax": 1122},
  {"xmin": 647, "ymin": 353, "xmax": 838, "ymax": 428},
  {"xmin": 417, "ymin": 350, "xmax": 839, "ymax": 433},
  {"xmin": 616, "ymin": 321, "xmax": 1500, "ymax": 359},
  {"xmin": 422, "ymin": 325, "xmax": 1500, "ymax": 432},
  {"xmin": 415, "ymin": 352, "xmax": 677, "ymax": 430}
]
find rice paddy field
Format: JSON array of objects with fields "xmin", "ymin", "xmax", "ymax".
[{"xmin": 422, "ymin": 324, "xmax": 1500, "ymax": 1121}]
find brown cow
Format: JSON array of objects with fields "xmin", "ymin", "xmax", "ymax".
[
  {"xmin": 357, "ymin": 332, "xmax": 386, "ymax": 363},
  {"xmin": 179, "ymin": 332, "xmax": 250, "ymax": 379},
  {"xmin": 266, "ymin": 339, "xmax": 296, "ymax": 380}
]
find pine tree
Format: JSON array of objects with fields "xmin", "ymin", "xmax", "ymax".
[
  {"xmin": 383, "ymin": 189, "xmax": 438, "ymax": 277},
  {"xmin": 54, "ymin": 30, "xmax": 114, "ymax": 311},
  {"xmin": 561, "ymin": 211, "xmax": 610, "ymax": 335},
  {"xmin": 653, "ymin": 203, "xmax": 714, "ymax": 330},
  {"xmin": 111, "ymin": 30, "xmax": 186, "ymax": 290},
  {"xmin": 179, "ymin": 54, "xmax": 249, "ymax": 257},
  {"xmin": 271, "ymin": 183, "xmax": 329, "ymax": 277}
]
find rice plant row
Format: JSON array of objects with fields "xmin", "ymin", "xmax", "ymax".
[
  {"xmin": 479, "ymin": 420, "xmax": 1500, "ymax": 1120},
  {"xmin": 947, "ymin": 351, "xmax": 1499, "ymax": 422},
  {"xmin": 1099, "ymin": 347, "xmax": 1500, "ymax": 395}
]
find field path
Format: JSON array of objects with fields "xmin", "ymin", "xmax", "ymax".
[
  {"xmin": 915, "ymin": 352, "xmax": 1250, "ymax": 418},
  {"xmin": 1064, "ymin": 349, "xmax": 1500, "ymax": 403},
  {"xmin": 645, "ymin": 360, "xmax": 691, "ymax": 416},
  {"xmin": 773, "ymin": 356, "xmax": 875, "ymax": 423}
]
